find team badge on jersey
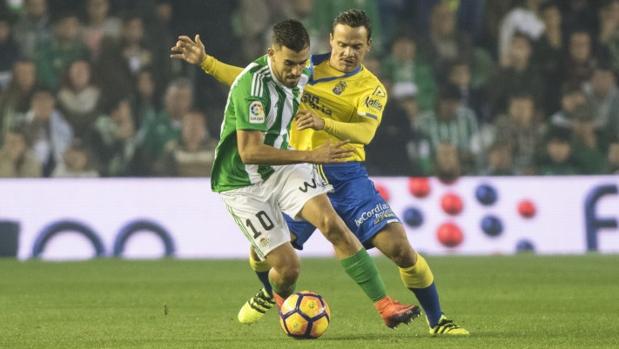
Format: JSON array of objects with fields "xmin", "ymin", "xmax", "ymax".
[
  {"xmin": 332, "ymin": 81, "xmax": 347, "ymax": 95},
  {"xmin": 372, "ymin": 86, "xmax": 386, "ymax": 98},
  {"xmin": 249, "ymin": 100, "xmax": 265, "ymax": 124}
]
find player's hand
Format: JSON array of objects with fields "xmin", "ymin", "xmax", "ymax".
[
  {"xmin": 309, "ymin": 140, "xmax": 353, "ymax": 163},
  {"xmin": 296, "ymin": 110, "xmax": 325, "ymax": 131},
  {"xmin": 170, "ymin": 34, "xmax": 207, "ymax": 65}
]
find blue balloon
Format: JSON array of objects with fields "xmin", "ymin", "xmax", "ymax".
[
  {"xmin": 475, "ymin": 184, "xmax": 498, "ymax": 206},
  {"xmin": 481, "ymin": 215, "xmax": 503, "ymax": 237},
  {"xmin": 516, "ymin": 239, "xmax": 535, "ymax": 253},
  {"xmin": 403, "ymin": 207, "xmax": 424, "ymax": 228}
]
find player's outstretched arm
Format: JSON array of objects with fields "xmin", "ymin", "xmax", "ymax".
[
  {"xmin": 296, "ymin": 109, "xmax": 379, "ymax": 145},
  {"xmin": 170, "ymin": 34, "xmax": 242, "ymax": 86},
  {"xmin": 237, "ymin": 130, "xmax": 353, "ymax": 165}
]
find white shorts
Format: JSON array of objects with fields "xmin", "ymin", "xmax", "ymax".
[{"xmin": 219, "ymin": 163, "xmax": 332, "ymax": 260}]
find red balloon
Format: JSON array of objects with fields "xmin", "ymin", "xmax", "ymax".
[
  {"xmin": 375, "ymin": 183, "xmax": 390, "ymax": 202},
  {"xmin": 441, "ymin": 192, "xmax": 463, "ymax": 215},
  {"xmin": 518, "ymin": 200, "xmax": 536, "ymax": 218},
  {"xmin": 437, "ymin": 222, "xmax": 463, "ymax": 248},
  {"xmin": 408, "ymin": 177, "xmax": 431, "ymax": 198}
]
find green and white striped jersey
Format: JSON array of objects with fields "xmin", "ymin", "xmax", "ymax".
[{"xmin": 211, "ymin": 55, "xmax": 311, "ymax": 192}]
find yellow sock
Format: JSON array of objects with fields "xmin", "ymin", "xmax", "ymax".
[
  {"xmin": 248, "ymin": 250, "xmax": 271, "ymax": 272},
  {"xmin": 399, "ymin": 254, "xmax": 434, "ymax": 289}
]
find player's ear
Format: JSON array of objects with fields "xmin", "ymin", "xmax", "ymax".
[{"xmin": 267, "ymin": 47, "xmax": 275, "ymax": 58}]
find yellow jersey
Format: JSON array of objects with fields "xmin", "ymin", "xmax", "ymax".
[
  {"xmin": 201, "ymin": 53, "xmax": 387, "ymax": 161},
  {"xmin": 292, "ymin": 53, "xmax": 387, "ymax": 161}
]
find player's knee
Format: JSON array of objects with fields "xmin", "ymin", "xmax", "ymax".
[
  {"xmin": 389, "ymin": 244, "xmax": 416, "ymax": 267},
  {"xmin": 316, "ymin": 214, "xmax": 347, "ymax": 244}
]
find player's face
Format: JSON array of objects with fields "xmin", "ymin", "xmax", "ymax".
[
  {"xmin": 268, "ymin": 45, "xmax": 309, "ymax": 88},
  {"xmin": 329, "ymin": 24, "xmax": 371, "ymax": 73}
]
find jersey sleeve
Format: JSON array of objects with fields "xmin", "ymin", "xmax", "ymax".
[
  {"xmin": 230, "ymin": 73, "xmax": 269, "ymax": 132},
  {"xmin": 357, "ymin": 84, "xmax": 388, "ymax": 122},
  {"xmin": 321, "ymin": 82, "xmax": 387, "ymax": 145},
  {"xmin": 200, "ymin": 55, "xmax": 244, "ymax": 86}
]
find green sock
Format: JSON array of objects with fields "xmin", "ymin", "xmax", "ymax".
[{"xmin": 340, "ymin": 249, "xmax": 387, "ymax": 302}]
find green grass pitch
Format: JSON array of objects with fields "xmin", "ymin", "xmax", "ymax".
[{"xmin": 1, "ymin": 255, "xmax": 618, "ymax": 349}]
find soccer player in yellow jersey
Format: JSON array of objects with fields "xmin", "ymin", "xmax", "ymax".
[{"xmin": 172, "ymin": 9, "xmax": 468, "ymax": 336}]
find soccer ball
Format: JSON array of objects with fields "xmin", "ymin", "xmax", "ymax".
[{"xmin": 279, "ymin": 291, "xmax": 331, "ymax": 339}]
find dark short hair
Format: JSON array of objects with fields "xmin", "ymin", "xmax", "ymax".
[
  {"xmin": 331, "ymin": 9, "xmax": 372, "ymax": 41},
  {"xmin": 439, "ymin": 83, "xmax": 462, "ymax": 101},
  {"xmin": 545, "ymin": 127, "xmax": 572, "ymax": 143},
  {"xmin": 561, "ymin": 82, "xmax": 583, "ymax": 96},
  {"xmin": 272, "ymin": 19, "xmax": 309, "ymax": 52}
]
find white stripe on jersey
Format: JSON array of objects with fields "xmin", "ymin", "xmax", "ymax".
[
  {"xmin": 265, "ymin": 81, "xmax": 279, "ymax": 129},
  {"xmin": 273, "ymin": 87, "xmax": 294, "ymax": 149},
  {"xmin": 251, "ymin": 66, "xmax": 269, "ymax": 98}
]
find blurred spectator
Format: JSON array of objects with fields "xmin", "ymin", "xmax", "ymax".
[
  {"xmin": 418, "ymin": 84, "xmax": 481, "ymax": 173},
  {"xmin": 161, "ymin": 111, "xmax": 217, "ymax": 177},
  {"xmin": 13, "ymin": 0, "xmax": 51, "ymax": 58},
  {"xmin": 277, "ymin": 0, "xmax": 326, "ymax": 53},
  {"xmin": 535, "ymin": 1, "xmax": 564, "ymax": 113},
  {"xmin": 560, "ymin": 0, "xmax": 598, "ymax": 39},
  {"xmin": 487, "ymin": 92, "xmax": 544, "ymax": 175},
  {"xmin": 599, "ymin": 1, "xmax": 619, "ymax": 78},
  {"xmin": 136, "ymin": 78, "xmax": 192, "ymax": 175},
  {"xmin": 419, "ymin": 1, "xmax": 494, "ymax": 88},
  {"xmin": 481, "ymin": 0, "xmax": 517, "ymax": 58},
  {"xmin": 489, "ymin": 32, "xmax": 544, "ymax": 118},
  {"xmin": 34, "ymin": 12, "xmax": 89, "ymax": 89},
  {"xmin": 0, "ymin": 59, "xmax": 37, "ymax": 143},
  {"xmin": 433, "ymin": 142, "xmax": 462, "ymax": 182},
  {"xmin": 401, "ymin": 95, "xmax": 433, "ymax": 176},
  {"xmin": 582, "ymin": 63, "xmax": 619, "ymax": 135},
  {"xmin": 383, "ymin": 35, "xmax": 436, "ymax": 111},
  {"xmin": 550, "ymin": 83, "xmax": 587, "ymax": 128},
  {"xmin": 563, "ymin": 30, "xmax": 595, "ymax": 86},
  {"xmin": 56, "ymin": 59, "xmax": 101, "ymax": 138},
  {"xmin": 92, "ymin": 98, "xmax": 138, "ymax": 176},
  {"xmin": 444, "ymin": 59, "xmax": 486, "ymax": 120},
  {"xmin": 22, "ymin": 88, "xmax": 73, "ymax": 176},
  {"xmin": 367, "ymin": 92, "xmax": 431, "ymax": 176},
  {"xmin": 537, "ymin": 127, "xmax": 577, "ymax": 175},
  {"xmin": 52, "ymin": 138, "xmax": 99, "ymax": 177},
  {"xmin": 483, "ymin": 141, "xmax": 514, "ymax": 176},
  {"xmin": 570, "ymin": 104, "xmax": 608, "ymax": 174},
  {"xmin": 607, "ymin": 142, "xmax": 619, "ymax": 173},
  {"xmin": 0, "ymin": 126, "xmax": 42, "ymax": 177},
  {"xmin": 308, "ymin": 0, "xmax": 384, "ymax": 53},
  {"xmin": 132, "ymin": 67, "xmax": 159, "ymax": 129},
  {"xmin": 146, "ymin": 0, "xmax": 177, "ymax": 85},
  {"xmin": 82, "ymin": 0, "xmax": 122, "ymax": 59},
  {"xmin": 96, "ymin": 14, "xmax": 157, "ymax": 101},
  {"xmin": 420, "ymin": 2, "xmax": 470, "ymax": 64},
  {"xmin": 498, "ymin": 0, "xmax": 544, "ymax": 65},
  {"xmin": 232, "ymin": 0, "xmax": 272, "ymax": 60},
  {"xmin": 0, "ymin": 16, "xmax": 19, "ymax": 90}
]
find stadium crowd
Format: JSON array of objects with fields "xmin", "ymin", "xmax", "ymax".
[{"xmin": 1, "ymin": 0, "xmax": 619, "ymax": 178}]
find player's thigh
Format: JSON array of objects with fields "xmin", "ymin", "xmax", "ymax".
[
  {"xmin": 275, "ymin": 163, "xmax": 332, "ymax": 219},
  {"xmin": 219, "ymin": 191, "xmax": 289, "ymax": 261},
  {"xmin": 330, "ymin": 177, "xmax": 401, "ymax": 246},
  {"xmin": 284, "ymin": 213, "xmax": 317, "ymax": 250}
]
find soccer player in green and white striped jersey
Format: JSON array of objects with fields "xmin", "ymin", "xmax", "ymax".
[{"xmin": 171, "ymin": 19, "xmax": 420, "ymax": 328}]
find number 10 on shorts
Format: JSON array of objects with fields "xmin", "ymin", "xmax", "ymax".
[{"xmin": 245, "ymin": 211, "xmax": 275, "ymax": 238}]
